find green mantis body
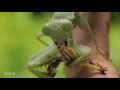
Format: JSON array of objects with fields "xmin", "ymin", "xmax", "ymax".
[{"xmin": 27, "ymin": 12, "xmax": 106, "ymax": 78}]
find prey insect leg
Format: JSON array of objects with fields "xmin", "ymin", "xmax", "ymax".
[{"xmin": 79, "ymin": 55, "xmax": 108, "ymax": 75}]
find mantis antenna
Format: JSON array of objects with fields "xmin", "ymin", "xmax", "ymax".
[{"xmin": 80, "ymin": 12, "xmax": 112, "ymax": 61}]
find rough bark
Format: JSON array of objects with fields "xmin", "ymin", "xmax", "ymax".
[{"xmin": 65, "ymin": 12, "xmax": 120, "ymax": 78}]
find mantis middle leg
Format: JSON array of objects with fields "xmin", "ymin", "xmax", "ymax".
[{"xmin": 36, "ymin": 32, "xmax": 49, "ymax": 46}]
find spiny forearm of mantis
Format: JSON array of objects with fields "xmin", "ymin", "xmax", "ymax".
[{"xmin": 80, "ymin": 12, "xmax": 111, "ymax": 61}]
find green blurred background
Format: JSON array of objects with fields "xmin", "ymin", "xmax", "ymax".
[{"xmin": 0, "ymin": 12, "xmax": 120, "ymax": 78}]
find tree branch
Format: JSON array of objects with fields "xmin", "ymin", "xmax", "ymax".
[{"xmin": 65, "ymin": 12, "xmax": 120, "ymax": 78}]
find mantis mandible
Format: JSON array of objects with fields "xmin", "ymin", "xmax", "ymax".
[{"xmin": 27, "ymin": 12, "xmax": 108, "ymax": 78}]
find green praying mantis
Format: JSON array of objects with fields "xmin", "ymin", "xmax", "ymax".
[{"xmin": 27, "ymin": 12, "xmax": 108, "ymax": 78}]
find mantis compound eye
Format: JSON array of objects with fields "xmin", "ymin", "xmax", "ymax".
[
  {"xmin": 63, "ymin": 21, "xmax": 72, "ymax": 34},
  {"xmin": 42, "ymin": 26, "xmax": 51, "ymax": 37}
]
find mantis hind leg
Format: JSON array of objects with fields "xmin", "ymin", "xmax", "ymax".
[{"xmin": 36, "ymin": 32, "xmax": 49, "ymax": 46}]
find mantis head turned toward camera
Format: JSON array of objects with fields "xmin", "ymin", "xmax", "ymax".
[{"xmin": 27, "ymin": 12, "xmax": 108, "ymax": 78}]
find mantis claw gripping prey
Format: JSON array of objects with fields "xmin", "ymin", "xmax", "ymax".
[{"xmin": 27, "ymin": 12, "xmax": 108, "ymax": 78}]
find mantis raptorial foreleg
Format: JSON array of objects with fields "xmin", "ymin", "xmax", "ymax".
[{"xmin": 28, "ymin": 32, "xmax": 63, "ymax": 78}]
